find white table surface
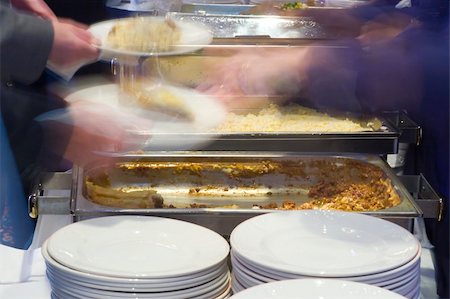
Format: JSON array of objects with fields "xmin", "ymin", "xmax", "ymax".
[{"xmin": 0, "ymin": 216, "xmax": 439, "ymax": 299}]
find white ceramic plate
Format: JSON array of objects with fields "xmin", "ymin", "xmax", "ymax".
[
  {"xmin": 390, "ymin": 275, "xmax": 420, "ymax": 296},
  {"xmin": 64, "ymin": 83, "xmax": 226, "ymax": 131},
  {"xmin": 47, "ymin": 269, "xmax": 230, "ymax": 299},
  {"xmin": 43, "ymin": 242, "xmax": 227, "ymax": 287},
  {"xmin": 51, "ymin": 289, "xmax": 79, "ymax": 299},
  {"xmin": 231, "ymin": 253, "xmax": 273, "ymax": 284},
  {"xmin": 231, "ymin": 247, "xmax": 421, "ymax": 285},
  {"xmin": 64, "ymin": 83, "xmax": 226, "ymax": 151},
  {"xmin": 231, "ymin": 272, "xmax": 246, "ymax": 294},
  {"xmin": 232, "ymin": 266, "xmax": 261, "ymax": 289},
  {"xmin": 230, "ymin": 211, "xmax": 419, "ymax": 277},
  {"xmin": 46, "ymin": 216, "xmax": 229, "ymax": 278},
  {"xmin": 51, "ymin": 281, "xmax": 232, "ymax": 299},
  {"xmin": 89, "ymin": 17, "xmax": 213, "ymax": 59},
  {"xmin": 214, "ymin": 280, "xmax": 233, "ymax": 299},
  {"xmin": 405, "ymin": 284, "xmax": 421, "ymax": 299},
  {"xmin": 231, "ymin": 253, "xmax": 420, "ymax": 295},
  {"xmin": 45, "ymin": 257, "xmax": 228, "ymax": 292},
  {"xmin": 229, "ymin": 279, "xmax": 407, "ymax": 299},
  {"xmin": 381, "ymin": 266, "xmax": 420, "ymax": 290}
]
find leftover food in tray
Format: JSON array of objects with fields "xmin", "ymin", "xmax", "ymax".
[
  {"xmin": 120, "ymin": 80, "xmax": 194, "ymax": 120},
  {"xmin": 84, "ymin": 158, "xmax": 400, "ymax": 211},
  {"xmin": 242, "ymin": 1, "xmax": 317, "ymax": 16},
  {"xmin": 211, "ymin": 103, "xmax": 382, "ymax": 132},
  {"xmin": 280, "ymin": 1, "xmax": 311, "ymax": 10},
  {"xmin": 106, "ymin": 17, "xmax": 181, "ymax": 52}
]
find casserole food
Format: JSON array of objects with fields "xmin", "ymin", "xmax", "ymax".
[
  {"xmin": 120, "ymin": 79, "xmax": 195, "ymax": 121},
  {"xmin": 85, "ymin": 157, "xmax": 400, "ymax": 211}
]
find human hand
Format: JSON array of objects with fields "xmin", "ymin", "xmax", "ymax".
[
  {"xmin": 358, "ymin": 12, "xmax": 414, "ymax": 46},
  {"xmin": 197, "ymin": 48, "xmax": 308, "ymax": 109},
  {"xmin": 48, "ymin": 19, "xmax": 100, "ymax": 71},
  {"xmin": 38, "ymin": 100, "xmax": 153, "ymax": 166},
  {"xmin": 11, "ymin": 0, "xmax": 56, "ymax": 20}
]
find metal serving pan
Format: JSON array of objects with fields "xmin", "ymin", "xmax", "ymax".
[
  {"xmin": 198, "ymin": 110, "xmax": 419, "ymax": 153},
  {"xmin": 66, "ymin": 153, "xmax": 421, "ymax": 234},
  {"xmin": 152, "ymin": 131, "xmax": 398, "ymax": 154},
  {"xmin": 180, "ymin": 1, "xmax": 371, "ymax": 15},
  {"xmin": 30, "ymin": 171, "xmax": 442, "ymax": 235},
  {"xmin": 168, "ymin": 13, "xmax": 329, "ymax": 40},
  {"xmin": 113, "ymin": 107, "xmax": 414, "ymax": 153},
  {"xmin": 181, "ymin": 3, "xmax": 256, "ymax": 15}
]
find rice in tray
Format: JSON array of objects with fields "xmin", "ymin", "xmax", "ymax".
[
  {"xmin": 106, "ymin": 17, "xmax": 181, "ymax": 52},
  {"xmin": 211, "ymin": 103, "xmax": 382, "ymax": 133}
]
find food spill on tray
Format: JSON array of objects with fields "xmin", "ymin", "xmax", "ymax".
[{"xmin": 85, "ymin": 158, "xmax": 400, "ymax": 211}]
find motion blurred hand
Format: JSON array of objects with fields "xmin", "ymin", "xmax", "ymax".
[
  {"xmin": 48, "ymin": 19, "xmax": 100, "ymax": 71},
  {"xmin": 197, "ymin": 48, "xmax": 308, "ymax": 109},
  {"xmin": 11, "ymin": 0, "xmax": 56, "ymax": 20},
  {"xmin": 37, "ymin": 100, "xmax": 153, "ymax": 166},
  {"xmin": 357, "ymin": 12, "xmax": 415, "ymax": 45},
  {"xmin": 198, "ymin": 9, "xmax": 417, "ymax": 112}
]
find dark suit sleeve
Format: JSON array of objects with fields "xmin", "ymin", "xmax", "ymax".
[{"xmin": 0, "ymin": 4, "xmax": 53, "ymax": 84}]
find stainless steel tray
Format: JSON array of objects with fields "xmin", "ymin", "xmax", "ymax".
[
  {"xmin": 122, "ymin": 111, "xmax": 413, "ymax": 154},
  {"xmin": 198, "ymin": 129, "xmax": 399, "ymax": 153},
  {"xmin": 195, "ymin": 111, "xmax": 419, "ymax": 153},
  {"xmin": 179, "ymin": 2, "xmax": 367, "ymax": 15},
  {"xmin": 181, "ymin": 3, "xmax": 256, "ymax": 15},
  {"xmin": 30, "ymin": 154, "xmax": 443, "ymax": 235},
  {"xmin": 67, "ymin": 153, "xmax": 420, "ymax": 233},
  {"xmin": 168, "ymin": 13, "xmax": 329, "ymax": 40}
]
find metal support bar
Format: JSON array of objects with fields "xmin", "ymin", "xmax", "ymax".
[
  {"xmin": 383, "ymin": 111, "xmax": 422, "ymax": 145},
  {"xmin": 398, "ymin": 174, "xmax": 443, "ymax": 220}
]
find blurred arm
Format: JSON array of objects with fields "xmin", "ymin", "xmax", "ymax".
[
  {"xmin": 0, "ymin": 4, "xmax": 53, "ymax": 84},
  {"xmin": 10, "ymin": 0, "xmax": 56, "ymax": 20}
]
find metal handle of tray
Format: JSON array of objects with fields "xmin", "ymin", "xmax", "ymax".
[
  {"xmin": 383, "ymin": 110, "xmax": 422, "ymax": 146},
  {"xmin": 398, "ymin": 174, "xmax": 443, "ymax": 221},
  {"xmin": 28, "ymin": 172, "xmax": 73, "ymax": 218}
]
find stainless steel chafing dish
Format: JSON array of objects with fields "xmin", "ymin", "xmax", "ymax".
[
  {"xmin": 29, "ymin": 153, "xmax": 442, "ymax": 235},
  {"xmin": 130, "ymin": 12, "xmax": 421, "ymax": 154},
  {"xmin": 142, "ymin": 110, "xmax": 418, "ymax": 154}
]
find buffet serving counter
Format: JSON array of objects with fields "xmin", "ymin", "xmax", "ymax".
[
  {"xmin": 30, "ymin": 4, "xmax": 441, "ymax": 235},
  {"xmin": 7, "ymin": 4, "xmax": 444, "ymax": 299}
]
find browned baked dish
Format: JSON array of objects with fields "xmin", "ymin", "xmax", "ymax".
[{"xmin": 85, "ymin": 158, "xmax": 400, "ymax": 212}]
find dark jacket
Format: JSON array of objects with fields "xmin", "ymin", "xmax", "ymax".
[{"xmin": 0, "ymin": 4, "xmax": 68, "ymax": 192}]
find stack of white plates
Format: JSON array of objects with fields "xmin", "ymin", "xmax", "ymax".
[
  {"xmin": 42, "ymin": 216, "xmax": 231, "ymax": 299},
  {"xmin": 230, "ymin": 278, "xmax": 408, "ymax": 298},
  {"xmin": 230, "ymin": 211, "xmax": 421, "ymax": 299}
]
